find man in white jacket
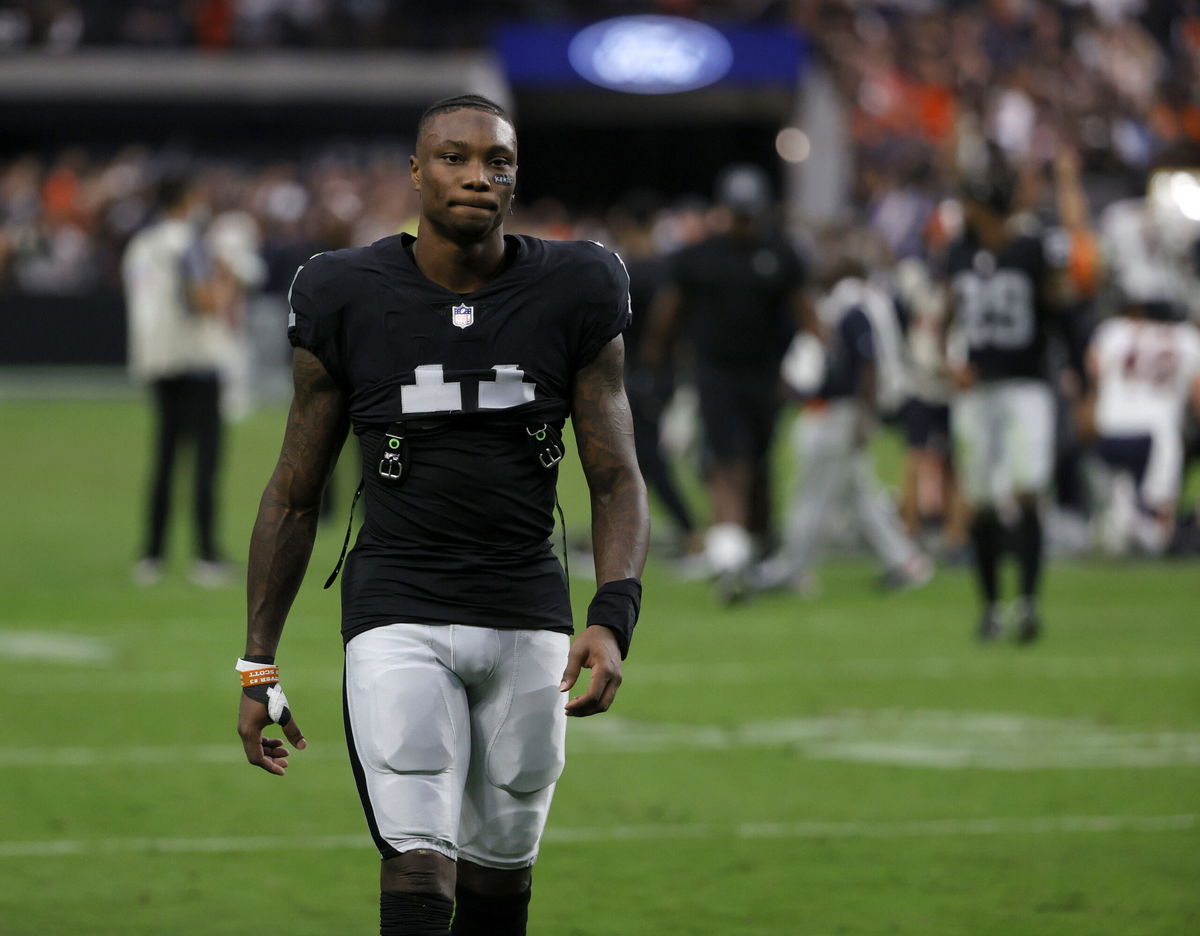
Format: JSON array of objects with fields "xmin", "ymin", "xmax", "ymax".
[{"xmin": 123, "ymin": 174, "xmax": 232, "ymax": 586}]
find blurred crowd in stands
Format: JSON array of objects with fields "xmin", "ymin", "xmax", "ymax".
[
  {"xmin": 4, "ymin": 0, "xmax": 1198, "ymax": 293},
  {"xmin": 0, "ymin": 0, "xmax": 770, "ymax": 50},
  {"xmin": 0, "ymin": 144, "xmax": 420, "ymax": 297},
  {"xmin": 3, "ymin": 0, "xmax": 1200, "ymax": 568},
  {"xmin": 797, "ymin": 0, "xmax": 1200, "ymax": 260}
]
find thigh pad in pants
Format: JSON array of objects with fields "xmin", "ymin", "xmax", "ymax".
[{"xmin": 344, "ymin": 624, "xmax": 569, "ymax": 868}]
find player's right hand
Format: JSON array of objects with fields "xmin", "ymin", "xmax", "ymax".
[{"xmin": 237, "ymin": 693, "xmax": 307, "ymax": 776}]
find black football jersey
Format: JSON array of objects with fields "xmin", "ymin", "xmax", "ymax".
[
  {"xmin": 288, "ymin": 233, "xmax": 630, "ymax": 641},
  {"xmin": 668, "ymin": 231, "xmax": 805, "ymax": 370},
  {"xmin": 944, "ymin": 234, "xmax": 1052, "ymax": 381}
]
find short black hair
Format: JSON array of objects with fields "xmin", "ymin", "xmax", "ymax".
[{"xmin": 416, "ymin": 94, "xmax": 513, "ymax": 140}]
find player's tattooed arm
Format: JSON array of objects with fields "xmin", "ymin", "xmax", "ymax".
[
  {"xmin": 245, "ymin": 348, "xmax": 350, "ymax": 658},
  {"xmin": 573, "ymin": 335, "xmax": 650, "ymax": 585},
  {"xmin": 564, "ymin": 335, "xmax": 649, "ymax": 716},
  {"xmin": 240, "ymin": 348, "xmax": 347, "ymax": 773}
]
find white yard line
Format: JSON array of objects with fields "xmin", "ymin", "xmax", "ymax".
[
  {"xmin": 564, "ymin": 712, "xmax": 1200, "ymax": 769},
  {"xmin": 0, "ymin": 814, "xmax": 1192, "ymax": 859},
  {"xmin": 4, "ymin": 711, "xmax": 1200, "ymax": 770},
  {"xmin": 0, "ymin": 631, "xmax": 114, "ymax": 665}
]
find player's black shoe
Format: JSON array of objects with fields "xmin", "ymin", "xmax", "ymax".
[{"xmin": 977, "ymin": 606, "xmax": 1002, "ymax": 642}]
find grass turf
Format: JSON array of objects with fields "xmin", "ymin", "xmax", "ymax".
[{"xmin": 0, "ymin": 395, "xmax": 1197, "ymax": 935}]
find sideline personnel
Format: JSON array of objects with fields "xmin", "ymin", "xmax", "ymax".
[
  {"xmin": 123, "ymin": 174, "xmax": 232, "ymax": 587},
  {"xmin": 236, "ymin": 95, "xmax": 649, "ymax": 935},
  {"xmin": 644, "ymin": 164, "xmax": 809, "ymax": 601}
]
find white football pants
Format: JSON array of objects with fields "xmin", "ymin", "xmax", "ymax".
[
  {"xmin": 344, "ymin": 623, "xmax": 570, "ymax": 870},
  {"xmin": 782, "ymin": 400, "xmax": 919, "ymax": 573},
  {"xmin": 952, "ymin": 379, "xmax": 1054, "ymax": 507}
]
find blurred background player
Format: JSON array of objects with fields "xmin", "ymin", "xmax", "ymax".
[
  {"xmin": 1086, "ymin": 295, "xmax": 1200, "ymax": 555},
  {"xmin": 942, "ymin": 167, "xmax": 1062, "ymax": 643},
  {"xmin": 122, "ymin": 173, "xmax": 235, "ymax": 587},
  {"xmin": 761, "ymin": 239, "xmax": 931, "ymax": 595},
  {"xmin": 644, "ymin": 163, "xmax": 810, "ymax": 602},
  {"xmin": 1089, "ymin": 155, "xmax": 1200, "ymax": 554},
  {"xmin": 610, "ymin": 190, "xmax": 702, "ymax": 561},
  {"xmin": 895, "ymin": 256, "xmax": 968, "ymax": 560}
]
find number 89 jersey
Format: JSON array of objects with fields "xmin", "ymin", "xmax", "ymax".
[{"xmin": 945, "ymin": 234, "xmax": 1052, "ymax": 382}]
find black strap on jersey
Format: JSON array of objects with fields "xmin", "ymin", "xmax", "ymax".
[
  {"xmin": 324, "ymin": 480, "xmax": 363, "ymax": 589},
  {"xmin": 324, "ymin": 421, "xmax": 566, "ymax": 590},
  {"xmin": 325, "ymin": 421, "xmax": 406, "ymax": 589},
  {"xmin": 554, "ymin": 495, "xmax": 570, "ymax": 597},
  {"xmin": 526, "ymin": 423, "xmax": 564, "ymax": 469},
  {"xmin": 528, "ymin": 422, "xmax": 569, "ymax": 589},
  {"xmin": 378, "ymin": 422, "xmax": 409, "ymax": 483}
]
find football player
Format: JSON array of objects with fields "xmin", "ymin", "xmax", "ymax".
[
  {"xmin": 1086, "ymin": 298, "xmax": 1200, "ymax": 554},
  {"xmin": 236, "ymin": 95, "xmax": 649, "ymax": 936},
  {"xmin": 941, "ymin": 169, "xmax": 1062, "ymax": 642},
  {"xmin": 764, "ymin": 247, "xmax": 932, "ymax": 594}
]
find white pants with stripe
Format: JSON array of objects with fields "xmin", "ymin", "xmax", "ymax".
[
  {"xmin": 344, "ymin": 623, "xmax": 570, "ymax": 869},
  {"xmin": 952, "ymin": 379, "xmax": 1054, "ymax": 507},
  {"xmin": 783, "ymin": 399, "xmax": 919, "ymax": 573}
]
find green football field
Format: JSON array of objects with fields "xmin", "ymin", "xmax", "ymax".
[{"xmin": 1, "ymin": 390, "xmax": 1197, "ymax": 935}]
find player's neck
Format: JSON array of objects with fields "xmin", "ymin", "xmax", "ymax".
[{"xmin": 411, "ymin": 228, "xmax": 508, "ymax": 295}]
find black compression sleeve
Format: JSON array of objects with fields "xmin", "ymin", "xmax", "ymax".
[
  {"xmin": 450, "ymin": 886, "xmax": 530, "ymax": 936},
  {"xmin": 380, "ymin": 891, "xmax": 453, "ymax": 935}
]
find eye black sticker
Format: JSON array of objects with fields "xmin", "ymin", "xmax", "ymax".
[{"xmin": 493, "ymin": 174, "xmax": 515, "ymax": 186}]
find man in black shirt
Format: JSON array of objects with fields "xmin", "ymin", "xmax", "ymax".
[
  {"xmin": 645, "ymin": 165, "xmax": 809, "ymax": 601},
  {"xmin": 236, "ymin": 95, "xmax": 649, "ymax": 936},
  {"xmin": 612, "ymin": 192, "xmax": 701, "ymax": 558},
  {"xmin": 943, "ymin": 171, "xmax": 1058, "ymax": 642}
]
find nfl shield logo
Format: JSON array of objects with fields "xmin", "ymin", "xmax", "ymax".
[{"xmin": 451, "ymin": 303, "xmax": 475, "ymax": 329}]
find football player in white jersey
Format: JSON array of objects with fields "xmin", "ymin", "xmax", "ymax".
[{"xmin": 1086, "ymin": 302, "xmax": 1200, "ymax": 553}]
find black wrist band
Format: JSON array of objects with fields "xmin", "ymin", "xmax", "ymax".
[
  {"xmin": 586, "ymin": 578, "xmax": 642, "ymax": 660},
  {"xmin": 243, "ymin": 653, "xmax": 275, "ymax": 664}
]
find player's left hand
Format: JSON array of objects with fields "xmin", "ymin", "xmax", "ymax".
[{"xmin": 560, "ymin": 625, "xmax": 623, "ymax": 717}]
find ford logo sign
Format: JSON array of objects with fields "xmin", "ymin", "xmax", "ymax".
[{"xmin": 568, "ymin": 16, "xmax": 733, "ymax": 94}]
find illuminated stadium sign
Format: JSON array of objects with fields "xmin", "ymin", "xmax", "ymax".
[
  {"xmin": 495, "ymin": 21, "xmax": 806, "ymax": 92},
  {"xmin": 567, "ymin": 16, "xmax": 733, "ymax": 94}
]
